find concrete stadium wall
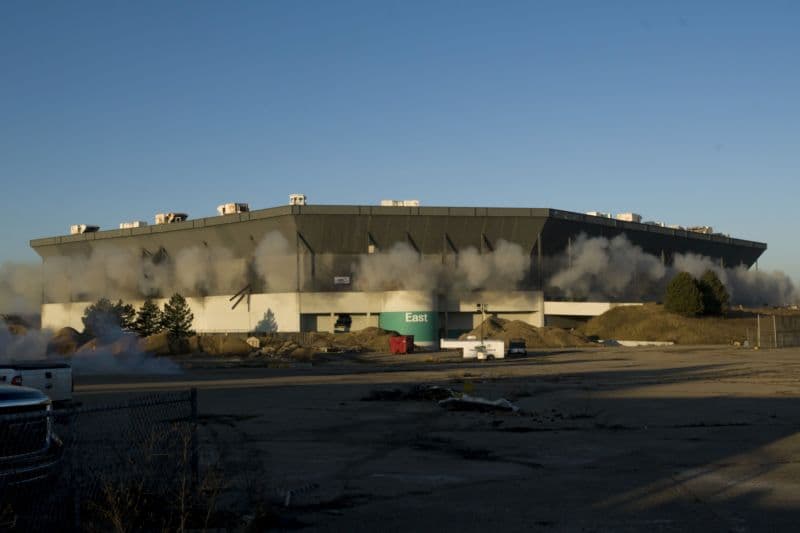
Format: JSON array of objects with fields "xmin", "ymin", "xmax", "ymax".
[
  {"xmin": 39, "ymin": 288, "xmax": 544, "ymax": 335},
  {"xmin": 41, "ymin": 293, "xmax": 301, "ymax": 334},
  {"xmin": 41, "ymin": 302, "xmax": 92, "ymax": 331},
  {"xmin": 311, "ymin": 314, "xmax": 379, "ymax": 333},
  {"xmin": 544, "ymin": 301, "xmax": 642, "ymax": 317}
]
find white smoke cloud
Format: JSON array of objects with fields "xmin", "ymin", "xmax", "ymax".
[
  {"xmin": 354, "ymin": 242, "xmax": 442, "ymax": 291},
  {"xmin": 0, "ymin": 262, "xmax": 42, "ymax": 315},
  {"xmin": 0, "ymin": 319, "xmax": 180, "ymax": 375},
  {"xmin": 452, "ymin": 240, "xmax": 531, "ymax": 291},
  {"xmin": 673, "ymin": 253, "xmax": 799, "ymax": 307},
  {"xmin": 353, "ymin": 239, "xmax": 531, "ymax": 293},
  {"xmin": 174, "ymin": 246, "xmax": 248, "ymax": 296},
  {"xmin": 174, "ymin": 247, "xmax": 213, "ymax": 295},
  {"xmin": 254, "ymin": 231, "xmax": 296, "ymax": 291},
  {"xmin": 0, "ymin": 320, "xmax": 51, "ymax": 360},
  {"xmin": 548, "ymin": 234, "xmax": 666, "ymax": 300},
  {"xmin": 69, "ymin": 342, "xmax": 182, "ymax": 375},
  {"xmin": 547, "ymin": 233, "xmax": 799, "ymax": 306},
  {"xmin": 30, "ymin": 241, "xmax": 250, "ymax": 303}
]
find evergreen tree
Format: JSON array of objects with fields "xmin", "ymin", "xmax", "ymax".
[
  {"xmin": 134, "ymin": 298, "xmax": 164, "ymax": 337},
  {"xmin": 82, "ymin": 298, "xmax": 135, "ymax": 340},
  {"xmin": 115, "ymin": 300, "xmax": 136, "ymax": 330},
  {"xmin": 664, "ymin": 272, "xmax": 705, "ymax": 317},
  {"xmin": 162, "ymin": 293, "xmax": 195, "ymax": 352},
  {"xmin": 698, "ymin": 269, "xmax": 730, "ymax": 315}
]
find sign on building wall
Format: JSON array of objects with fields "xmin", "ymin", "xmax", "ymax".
[{"xmin": 379, "ymin": 311, "xmax": 438, "ymax": 347}]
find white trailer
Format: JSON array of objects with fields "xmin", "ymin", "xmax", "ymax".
[{"xmin": 440, "ymin": 339, "xmax": 505, "ymax": 359}]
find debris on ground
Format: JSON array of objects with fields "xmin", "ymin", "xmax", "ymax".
[
  {"xmin": 439, "ymin": 394, "xmax": 520, "ymax": 413},
  {"xmin": 362, "ymin": 385, "xmax": 520, "ymax": 414},
  {"xmin": 362, "ymin": 384, "xmax": 455, "ymax": 402},
  {"xmin": 459, "ymin": 317, "xmax": 592, "ymax": 348},
  {"xmin": 253, "ymin": 327, "xmax": 400, "ymax": 359}
]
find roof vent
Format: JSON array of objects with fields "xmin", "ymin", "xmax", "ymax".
[
  {"xmin": 615, "ymin": 212, "xmax": 642, "ymax": 223},
  {"xmin": 217, "ymin": 203, "xmax": 250, "ymax": 215},
  {"xmin": 119, "ymin": 221, "xmax": 148, "ymax": 229},
  {"xmin": 380, "ymin": 199, "xmax": 420, "ymax": 207},
  {"xmin": 154, "ymin": 213, "xmax": 188, "ymax": 225},
  {"xmin": 70, "ymin": 224, "xmax": 99, "ymax": 235},
  {"xmin": 289, "ymin": 194, "xmax": 307, "ymax": 206}
]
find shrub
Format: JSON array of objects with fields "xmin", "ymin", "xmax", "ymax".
[
  {"xmin": 664, "ymin": 272, "xmax": 704, "ymax": 317},
  {"xmin": 134, "ymin": 298, "xmax": 164, "ymax": 337},
  {"xmin": 698, "ymin": 269, "xmax": 730, "ymax": 315}
]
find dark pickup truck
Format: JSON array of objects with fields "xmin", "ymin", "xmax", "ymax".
[{"xmin": 0, "ymin": 385, "xmax": 63, "ymax": 488}]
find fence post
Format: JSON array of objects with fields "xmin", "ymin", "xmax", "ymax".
[
  {"xmin": 190, "ymin": 388, "xmax": 199, "ymax": 489},
  {"xmin": 773, "ymin": 315, "xmax": 778, "ymax": 349},
  {"xmin": 757, "ymin": 315, "xmax": 761, "ymax": 349},
  {"xmin": 70, "ymin": 408, "xmax": 81, "ymax": 531}
]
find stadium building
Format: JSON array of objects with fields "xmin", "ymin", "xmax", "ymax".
[{"xmin": 30, "ymin": 197, "xmax": 766, "ymax": 347}]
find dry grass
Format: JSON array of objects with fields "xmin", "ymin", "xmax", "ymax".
[
  {"xmin": 579, "ymin": 303, "xmax": 759, "ymax": 345},
  {"xmin": 84, "ymin": 423, "xmax": 228, "ymax": 533}
]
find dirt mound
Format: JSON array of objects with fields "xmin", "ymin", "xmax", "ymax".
[
  {"xmin": 47, "ymin": 327, "xmax": 84, "ymax": 355},
  {"xmin": 75, "ymin": 332, "xmax": 144, "ymax": 356},
  {"xmin": 199, "ymin": 335, "xmax": 254, "ymax": 356},
  {"xmin": 251, "ymin": 327, "xmax": 398, "ymax": 358},
  {"xmin": 459, "ymin": 317, "xmax": 592, "ymax": 348},
  {"xmin": 0, "ymin": 314, "xmax": 34, "ymax": 329},
  {"xmin": 581, "ymin": 303, "xmax": 753, "ymax": 345},
  {"xmin": 4, "ymin": 323, "xmax": 27, "ymax": 336},
  {"xmin": 308, "ymin": 327, "xmax": 397, "ymax": 353},
  {"xmin": 143, "ymin": 332, "xmax": 171, "ymax": 355}
]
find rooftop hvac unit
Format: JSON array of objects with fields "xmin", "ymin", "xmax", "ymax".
[
  {"xmin": 289, "ymin": 193, "xmax": 307, "ymax": 206},
  {"xmin": 119, "ymin": 220, "xmax": 148, "ymax": 229},
  {"xmin": 585, "ymin": 211, "xmax": 611, "ymax": 218},
  {"xmin": 217, "ymin": 203, "xmax": 250, "ymax": 216},
  {"xmin": 69, "ymin": 224, "xmax": 100, "ymax": 235},
  {"xmin": 154, "ymin": 212, "xmax": 188, "ymax": 225},
  {"xmin": 688, "ymin": 226, "xmax": 714, "ymax": 234},
  {"xmin": 615, "ymin": 212, "xmax": 642, "ymax": 223},
  {"xmin": 380, "ymin": 199, "xmax": 421, "ymax": 207}
]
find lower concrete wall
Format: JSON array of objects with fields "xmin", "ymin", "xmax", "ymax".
[
  {"xmin": 309, "ymin": 313, "xmax": 379, "ymax": 333},
  {"xmin": 41, "ymin": 290, "xmax": 545, "ymax": 334},
  {"xmin": 544, "ymin": 301, "xmax": 642, "ymax": 317},
  {"xmin": 42, "ymin": 302, "xmax": 92, "ymax": 332},
  {"xmin": 41, "ymin": 293, "xmax": 301, "ymax": 334}
]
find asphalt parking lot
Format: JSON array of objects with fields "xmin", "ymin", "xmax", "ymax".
[{"xmin": 75, "ymin": 346, "xmax": 800, "ymax": 531}]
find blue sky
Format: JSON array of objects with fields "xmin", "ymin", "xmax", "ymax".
[{"xmin": 1, "ymin": 1, "xmax": 798, "ymax": 278}]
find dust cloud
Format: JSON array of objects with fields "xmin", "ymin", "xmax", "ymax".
[
  {"xmin": 4, "ymin": 229, "xmax": 794, "ymax": 312},
  {"xmin": 254, "ymin": 231, "xmax": 296, "ymax": 291},
  {"xmin": 0, "ymin": 318, "xmax": 181, "ymax": 375},
  {"xmin": 353, "ymin": 239, "xmax": 531, "ymax": 293},
  {"xmin": 547, "ymin": 233, "xmax": 798, "ymax": 306},
  {"xmin": 0, "ymin": 262, "xmax": 41, "ymax": 315}
]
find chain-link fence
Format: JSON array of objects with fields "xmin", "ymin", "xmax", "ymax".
[
  {"xmin": 0, "ymin": 390, "xmax": 210, "ymax": 531},
  {"xmin": 748, "ymin": 314, "xmax": 800, "ymax": 349}
]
